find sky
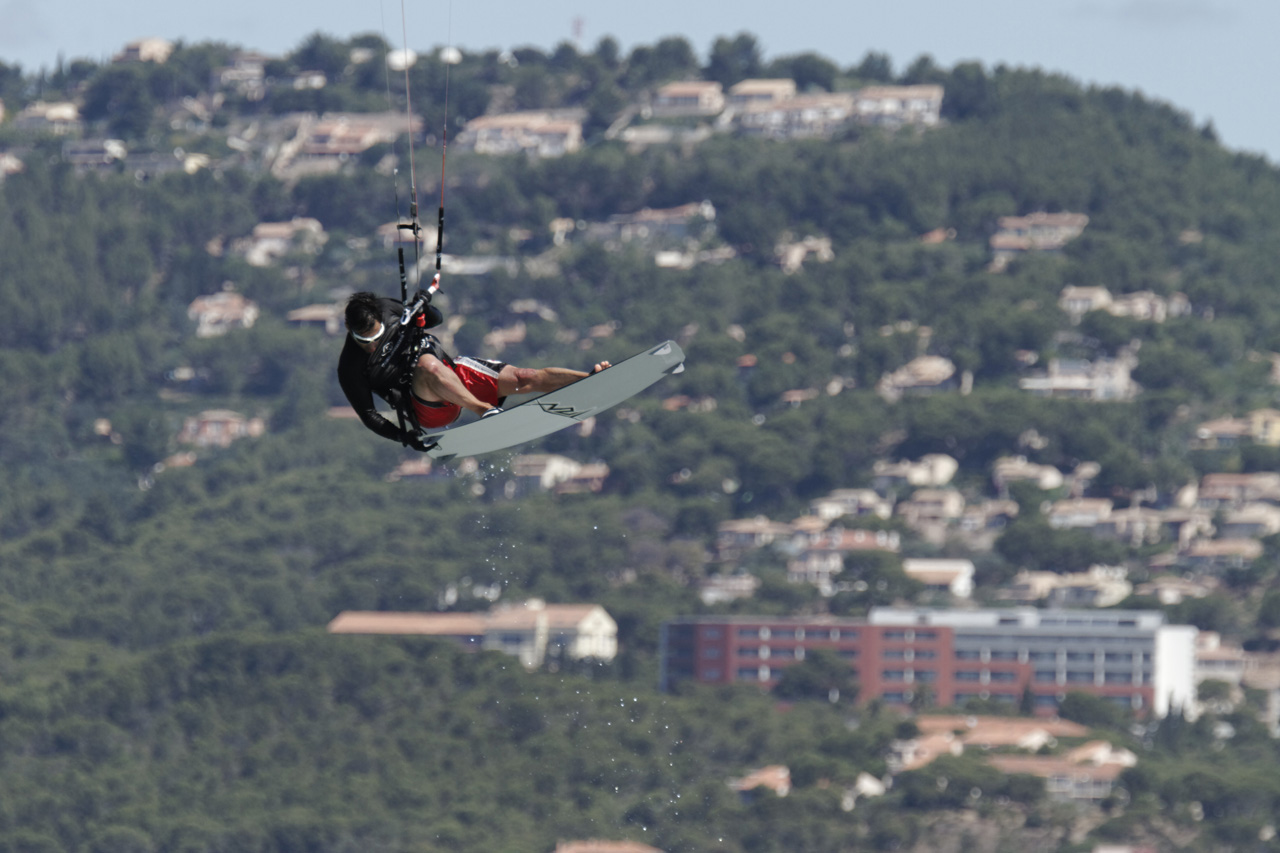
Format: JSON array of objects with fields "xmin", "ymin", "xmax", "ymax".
[{"xmin": 2, "ymin": 0, "xmax": 1278, "ymax": 163}]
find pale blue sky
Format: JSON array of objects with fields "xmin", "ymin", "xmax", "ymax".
[{"xmin": 3, "ymin": 0, "xmax": 1277, "ymax": 162}]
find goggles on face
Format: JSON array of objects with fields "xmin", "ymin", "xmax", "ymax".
[{"xmin": 352, "ymin": 323, "xmax": 385, "ymax": 343}]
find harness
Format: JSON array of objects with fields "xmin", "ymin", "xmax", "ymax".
[{"xmin": 366, "ymin": 293, "xmax": 449, "ymax": 443}]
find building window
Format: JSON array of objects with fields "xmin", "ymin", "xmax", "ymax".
[
  {"xmin": 738, "ymin": 647, "xmax": 759, "ymax": 658},
  {"xmin": 915, "ymin": 631, "xmax": 938, "ymax": 641},
  {"xmin": 703, "ymin": 647, "xmax": 722, "ymax": 659},
  {"xmin": 989, "ymin": 671, "xmax": 1017, "ymax": 683},
  {"xmin": 703, "ymin": 628, "xmax": 722, "ymax": 639},
  {"xmin": 914, "ymin": 669, "xmax": 937, "ymax": 683},
  {"xmin": 955, "ymin": 670, "xmax": 981, "ymax": 682},
  {"xmin": 882, "ymin": 692, "xmax": 908, "ymax": 704},
  {"xmin": 704, "ymin": 668, "xmax": 721, "ymax": 680},
  {"xmin": 1034, "ymin": 670, "xmax": 1059, "ymax": 683},
  {"xmin": 1066, "ymin": 671, "xmax": 1093, "ymax": 683},
  {"xmin": 882, "ymin": 670, "xmax": 907, "ymax": 682},
  {"xmin": 956, "ymin": 649, "xmax": 982, "ymax": 660},
  {"xmin": 913, "ymin": 649, "xmax": 937, "ymax": 660},
  {"xmin": 884, "ymin": 630, "xmax": 908, "ymax": 641},
  {"xmin": 989, "ymin": 650, "xmax": 1018, "ymax": 661},
  {"xmin": 737, "ymin": 668, "xmax": 758, "ymax": 680},
  {"xmin": 1029, "ymin": 651, "xmax": 1058, "ymax": 662},
  {"xmin": 1104, "ymin": 672, "xmax": 1132, "ymax": 684},
  {"xmin": 773, "ymin": 629, "xmax": 796, "ymax": 639},
  {"xmin": 884, "ymin": 649, "xmax": 908, "ymax": 660},
  {"xmin": 738, "ymin": 628, "xmax": 760, "ymax": 638},
  {"xmin": 838, "ymin": 649, "xmax": 859, "ymax": 659}
]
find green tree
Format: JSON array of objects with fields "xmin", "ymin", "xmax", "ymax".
[
  {"xmin": 704, "ymin": 33, "xmax": 762, "ymax": 87},
  {"xmin": 772, "ymin": 648, "xmax": 858, "ymax": 703}
]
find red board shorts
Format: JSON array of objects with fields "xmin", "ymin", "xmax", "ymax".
[{"xmin": 410, "ymin": 356, "xmax": 508, "ymax": 428}]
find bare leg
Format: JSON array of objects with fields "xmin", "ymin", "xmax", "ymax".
[
  {"xmin": 411, "ymin": 354, "xmax": 496, "ymax": 416},
  {"xmin": 497, "ymin": 362, "xmax": 611, "ymax": 397}
]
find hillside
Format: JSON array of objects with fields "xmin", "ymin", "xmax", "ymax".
[{"xmin": 3, "ymin": 31, "xmax": 1280, "ymax": 852}]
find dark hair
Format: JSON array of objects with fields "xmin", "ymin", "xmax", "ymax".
[{"xmin": 345, "ymin": 292, "xmax": 382, "ymax": 335}]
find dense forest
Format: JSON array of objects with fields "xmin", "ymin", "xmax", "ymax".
[{"xmin": 4, "ymin": 30, "xmax": 1280, "ymax": 852}]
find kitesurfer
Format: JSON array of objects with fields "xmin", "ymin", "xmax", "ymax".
[{"xmin": 337, "ymin": 291, "xmax": 609, "ymax": 449}]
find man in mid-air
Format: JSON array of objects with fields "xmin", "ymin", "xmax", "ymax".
[{"xmin": 337, "ymin": 291, "xmax": 608, "ymax": 450}]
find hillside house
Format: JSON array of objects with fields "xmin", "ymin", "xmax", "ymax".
[
  {"xmin": 1059, "ymin": 285, "xmax": 1113, "ymax": 320},
  {"xmin": 458, "ymin": 110, "xmax": 584, "ymax": 157},
  {"xmin": 916, "ymin": 715, "xmax": 1089, "ymax": 750},
  {"xmin": 1109, "ymin": 290, "xmax": 1187, "ymax": 322},
  {"xmin": 1135, "ymin": 574, "xmax": 1217, "ymax": 605},
  {"xmin": 1003, "ymin": 567, "xmax": 1131, "ymax": 608},
  {"xmin": 891, "ymin": 715, "xmax": 1090, "ymax": 773},
  {"xmin": 737, "ymin": 93, "xmax": 856, "ymax": 139},
  {"xmin": 1181, "ymin": 538, "xmax": 1263, "ymax": 571},
  {"xmin": 990, "ymin": 212, "xmax": 1088, "ymax": 270},
  {"xmin": 584, "ymin": 201, "xmax": 716, "ymax": 247},
  {"xmin": 509, "ymin": 454, "xmax": 610, "ymax": 495},
  {"xmin": 1093, "ymin": 506, "xmax": 1165, "ymax": 547},
  {"xmin": 114, "ymin": 38, "xmax": 173, "ymax": 64},
  {"xmin": 215, "ymin": 51, "xmax": 270, "ymax": 99},
  {"xmin": 851, "ymin": 85, "xmax": 944, "ymax": 127},
  {"xmin": 716, "ymin": 516, "xmax": 793, "ymax": 559},
  {"xmin": 887, "ymin": 731, "xmax": 964, "ymax": 773},
  {"xmin": 727, "ymin": 78, "xmax": 796, "ymax": 107},
  {"xmin": 876, "ymin": 355, "xmax": 959, "ymax": 401},
  {"xmin": 809, "ymin": 488, "xmax": 893, "ymax": 521},
  {"xmin": 873, "ymin": 454, "xmax": 959, "ymax": 491},
  {"xmin": 1219, "ymin": 503, "xmax": 1280, "ymax": 539},
  {"xmin": 553, "ymin": 841, "xmax": 664, "ymax": 853},
  {"xmin": 1192, "ymin": 416, "xmax": 1251, "ymax": 449},
  {"xmin": 902, "ymin": 558, "xmax": 974, "ymax": 599},
  {"xmin": 787, "ymin": 528, "xmax": 902, "ymax": 596},
  {"xmin": 775, "ymin": 234, "xmax": 834, "ymax": 272},
  {"xmin": 1249, "ymin": 408, "xmax": 1280, "ymax": 446},
  {"xmin": 987, "ymin": 755, "xmax": 1125, "ymax": 802},
  {"xmin": 1047, "ymin": 498, "xmax": 1114, "ymax": 530},
  {"xmin": 187, "ymin": 290, "xmax": 259, "ymax": 337},
  {"xmin": 1196, "ymin": 632, "xmax": 1248, "ymax": 688},
  {"xmin": 956, "ymin": 499, "xmax": 1020, "ymax": 546},
  {"xmin": 302, "ymin": 112, "xmax": 420, "ymax": 160},
  {"xmin": 1019, "ymin": 357, "xmax": 1138, "ymax": 401},
  {"xmin": 992, "ymin": 455, "xmax": 1064, "ymax": 492},
  {"xmin": 1060, "ymin": 286, "xmax": 1189, "ymax": 324},
  {"xmin": 13, "ymin": 101, "xmax": 81, "ymax": 135},
  {"xmin": 235, "ymin": 217, "xmax": 327, "ymax": 266},
  {"xmin": 286, "ymin": 303, "xmax": 343, "ymax": 335},
  {"xmin": 328, "ymin": 600, "xmax": 617, "ymax": 668},
  {"xmin": 698, "ymin": 573, "xmax": 761, "ymax": 605},
  {"xmin": 729, "ymin": 765, "xmax": 791, "ymax": 800},
  {"xmin": 896, "ymin": 489, "xmax": 966, "ymax": 537},
  {"xmin": 1197, "ymin": 472, "xmax": 1280, "ymax": 508},
  {"xmin": 177, "ymin": 410, "xmax": 265, "ymax": 448},
  {"xmin": 651, "ymin": 81, "xmax": 724, "ymax": 117},
  {"xmin": 63, "ymin": 139, "xmax": 128, "ymax": 172}
]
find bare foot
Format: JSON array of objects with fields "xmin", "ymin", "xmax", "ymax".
[{"xmin": 591, "ymin": 361, "xmax": 611, "ymax": 375}]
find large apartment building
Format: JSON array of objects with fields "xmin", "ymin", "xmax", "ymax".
[{"xmin": 660, "ymin": 607, "xmax": 1196, "ymax": 717}]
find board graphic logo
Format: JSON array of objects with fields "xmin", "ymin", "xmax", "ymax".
[{"xmin": 537, "ymin": 400, "xmax": 588, "ymax": 419}]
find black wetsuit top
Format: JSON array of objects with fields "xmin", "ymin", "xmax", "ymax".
[{"xmin": 337, "ymin": 296, "xmax": 445, "ymax": 443}]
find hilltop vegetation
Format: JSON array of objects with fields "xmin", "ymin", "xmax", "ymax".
[{"xmin": 3, "ymin": 30, "xmax": 1280, "ymax": 852}]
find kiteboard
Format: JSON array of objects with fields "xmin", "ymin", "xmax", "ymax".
[{"xmin": 419, "ymin": 340, "xmax": 686, "ymax": 461}]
